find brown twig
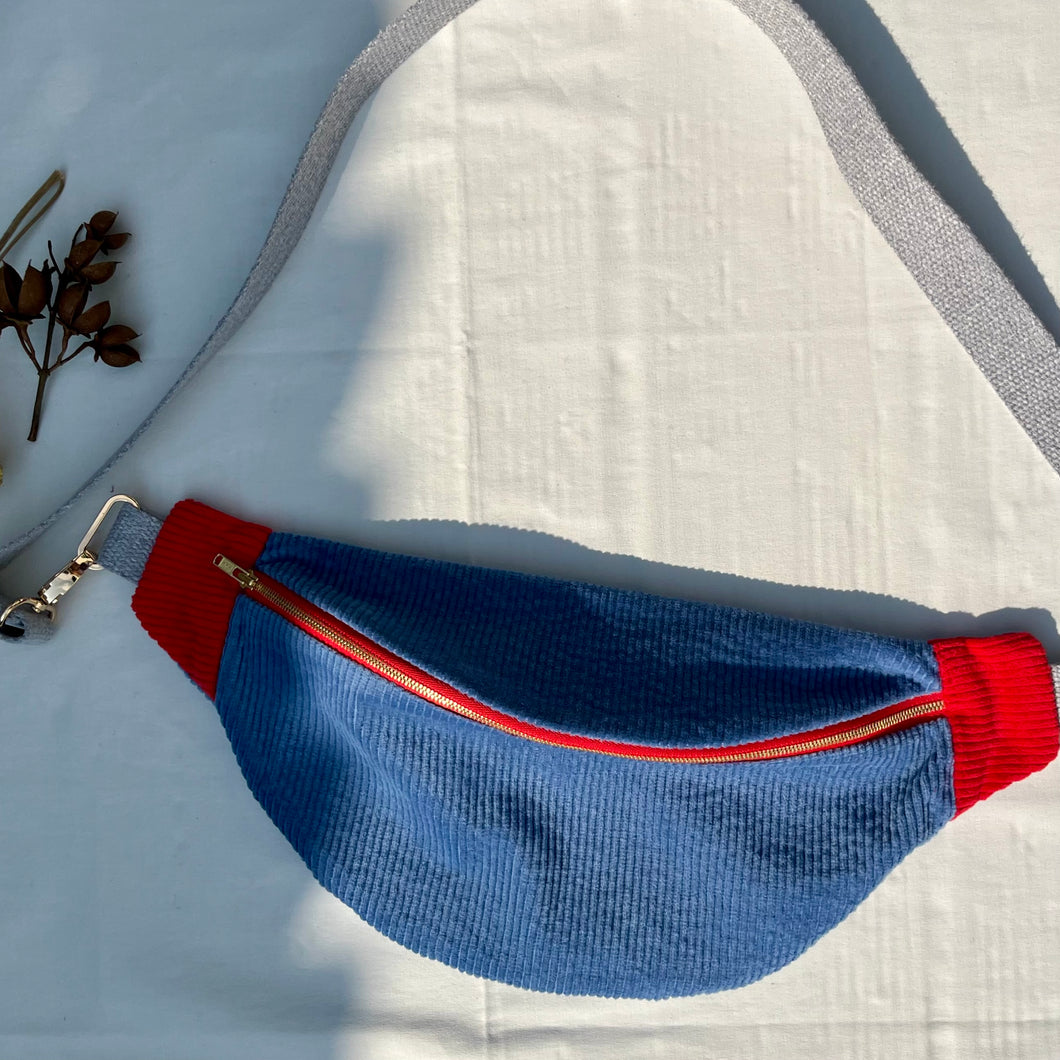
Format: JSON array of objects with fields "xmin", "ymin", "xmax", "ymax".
[{"xmin": 1, "ymin": 207, "xmax": 138, "ymax": 443}]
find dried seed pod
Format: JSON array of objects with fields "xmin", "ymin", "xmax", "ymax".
[
  {"xmin": 66, "ymin": 238, "xmax": 102, "ymax": 271},
  {"xmin": 18, "ymin": 264, "xmax": 50, "ymax": 316},
  {"xmin": 101, "ymin": 231, "xmax": 129, "ymax": 253},
  {"xmin": 55, "ymin": 282, "xmax": 89, "ymax": 327},
  {"xmin": 74, "ymin": 300, "xmax": 111, "ymax": 335},
  {"xmin": 90, "ymin": 323, "xmax": 140, "ymax": 367},
  {"xmin": 0, "ymin": 261, "xmax": 49, "ymax": 325},
  {"xmin": 79, "ymin": 260, "xmax": 117, "ymax": 284},
  {"xmin": 0, "ymin": 262, "xmax": 21, "ymax": 316},
  {"xmin": 57, "ymin": 285, "xmax": 111, "ymax": 340},
  {"xmin": 87, "ymin": 210, "xmax": 117, "ymax": 236},
  {"xmin": 87, "ymin": 210, "xmax": 129, "ymax": 254}
]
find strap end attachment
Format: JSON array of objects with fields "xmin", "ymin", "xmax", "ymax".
[{"xmin": 0, "ymin": 493, "xmax": 140, "ymax": 639}]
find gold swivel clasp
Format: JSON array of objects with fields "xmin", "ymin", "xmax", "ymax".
[{"xmin": 0, "ymin": 493, "xmax": 140, "ymax": 637}]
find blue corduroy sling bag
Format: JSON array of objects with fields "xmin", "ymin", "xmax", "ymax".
[{"xmin": 2, "ymin": 0, "xmax": 1058, "ymax": 999}]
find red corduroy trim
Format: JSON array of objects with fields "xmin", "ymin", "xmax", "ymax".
[
  {"xmin": 131, "ymin": 499, "xmax": 272, "ymax": 699},
  {"xmin": 931, "ymin": 633, "xmax": 1059, "ymax": 816}
]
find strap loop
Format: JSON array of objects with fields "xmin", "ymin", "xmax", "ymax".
[{"xmin": 0, "ymin": 169, "xmax": 65, "ymax": 263}]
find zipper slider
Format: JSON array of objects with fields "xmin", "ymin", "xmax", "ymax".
[{"xmin": 213, "ymin": 553, "xmax": 258, "ymax": 590}]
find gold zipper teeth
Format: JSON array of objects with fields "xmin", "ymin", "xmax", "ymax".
[
  {"xmin": 255, "ymin": 581, "xmax": 460, "ymax": 709},
  {"xmin": 231, "ymin": 564, "xmax": 944, "ymax": 765},
  {"xmin": 703, "ymin": 701, "xmax": 943, "ymax": 763}
]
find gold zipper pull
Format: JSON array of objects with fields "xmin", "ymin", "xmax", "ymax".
[{"xmin": 213, "ymin": 554, "xmax": 258, "ymax": 590}]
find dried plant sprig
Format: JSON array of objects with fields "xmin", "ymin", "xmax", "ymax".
[{"xmin": 0, "ymin": 208, "xmax": 138, "ymax": 441}]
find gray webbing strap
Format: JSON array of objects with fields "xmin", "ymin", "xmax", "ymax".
[
  {"xmin": 4, "ymin": 0, "xmax": 1060, "ymax": 644},
  {"xmin": 737, "ymin": 0, "xmax": 1060, "ymax": 468},
  {"xmin": 98, "ymin": 505, "xmax": 162, "ymax": 585}
]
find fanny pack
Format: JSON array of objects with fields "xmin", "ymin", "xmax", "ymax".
[{"xmin": 3, "ymin": 0, "xmax": 1058, "ymax": 1000}]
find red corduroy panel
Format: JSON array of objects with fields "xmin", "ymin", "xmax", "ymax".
[
  {"xmin": 131, "ymin": 499, "xmax": 272, "ymax": 699},
  {"xmin": 931, "ymin": 633, "xmax": 1059, "ymax": 816}
]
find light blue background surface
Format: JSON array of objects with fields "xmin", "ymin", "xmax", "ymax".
[{"xmin": 1, "ymin": 0, "xmax": 1059, "ymax": 1055}]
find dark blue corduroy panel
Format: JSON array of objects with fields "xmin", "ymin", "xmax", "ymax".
[
  {"xmin": 211, "ymin": 533, "xmax": 956, "ymax": 998},
  {"xmin": 255, "ymin": 531, "xmax": 942, "ymax": 746}
]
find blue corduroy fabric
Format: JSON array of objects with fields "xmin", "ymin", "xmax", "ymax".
[
  {"xmin": 255, "ymin": 532, "xmax": 943, "ymax": 745},
  {"xmin": 211, "ymin": 529, "xmax": 956, "ymax": 998}
]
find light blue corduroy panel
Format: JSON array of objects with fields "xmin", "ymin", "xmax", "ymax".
[{"xmin": 212, "ymin": 532, "xmax": 956, "ymax": 998}]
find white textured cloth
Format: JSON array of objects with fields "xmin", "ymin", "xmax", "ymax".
[{"xmin": 1, "ymin": 0, "xmax": 1058, "ymax": 1055}]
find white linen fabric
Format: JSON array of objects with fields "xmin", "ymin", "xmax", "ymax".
[{"xmin": 1, "ymin": 0, "xmax": 1058, "ymax": 1056}]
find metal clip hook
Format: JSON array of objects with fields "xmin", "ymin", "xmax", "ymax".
[{"xmin": 0, "ymin": 494, "xmax": 141, "ymax": 638}]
